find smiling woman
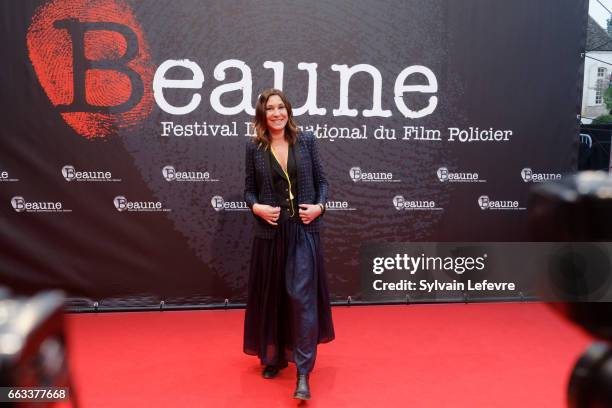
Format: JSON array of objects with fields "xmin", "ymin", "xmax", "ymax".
[{"xmin": 243, "ymin": 89, "xmax": 335, "ymax": 401}]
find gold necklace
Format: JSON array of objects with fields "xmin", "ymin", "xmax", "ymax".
[{"xmin": 271, "ymin": 146, "xmax": 295, "ymax": 217}]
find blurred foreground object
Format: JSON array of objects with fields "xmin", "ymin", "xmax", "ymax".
[
  {"xmin": 530, "ymin": 171, "xmax": 612, "ymax": 241},
  {"xmin": 530, "ymin": 171, "xmax": 612, "ymax": 408},
  {"xmin": 0, "ymin": 288, "xmax": 77, "ymax": 407}
]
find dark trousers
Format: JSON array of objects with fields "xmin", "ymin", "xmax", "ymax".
[{"xmin": 243, "ymin": 219, "xmax": 335, "ymax": 374}]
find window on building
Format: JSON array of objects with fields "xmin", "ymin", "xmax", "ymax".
[{"xmin": 595, "ymin": 67, "xmax": 608, "ymax": 105}]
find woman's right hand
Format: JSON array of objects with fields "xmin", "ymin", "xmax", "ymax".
[{"xmin": 252, "ymin": 204, "xmax": 280, "ymax": 225}]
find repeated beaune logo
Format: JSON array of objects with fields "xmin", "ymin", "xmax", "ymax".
[
  {"xmin": 62, "ymin": 165, "xmax": 120, "ymax": 182},
  {"xmin": 0, "ymin": 169, "xmax": 19, "ymax": 182},
  {"xmin": 521, "ymin": 168, "xmax": 562, "ymax": 183},
  {"xmin": 27, "ymin": 0, "xmax": 153, "ymax": 139},
  {"xmin": 478, "ymin": 196, "xmax": 490, "ymax": 209},
  {"xmin": 325, "ymin": 199, "xmax": 357, "ymax": 211},
  {"xmin": 437, "ymin": 167, "xmax": 484, "ymax": 183},
  {"xmin": 162, "ymin": 165, "xmax": 218, "ymax": 182},
  {"xmin": 349, "ymin": 167, "xmax": 399, "ymax": 183},
  {"xmin": 113, "ymin": 196, "xmax": 170, "ymax": 212},
  {"xmin": 11, "ymin": 196, "xmax": 71, "ymax": 213},
  {"xmin": 393, "ymin": 195, "xmax": 443, "ymax": 211},
  {"xmin": 478, "ymin": 195, "xmax": 525, "ymax": 210},
  {"xmin": 210, "ymin": 196, "xmax": 249, "ymax": 211}
]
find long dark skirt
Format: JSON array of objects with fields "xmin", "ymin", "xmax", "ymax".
[{"xmin": 243, "ymin": 220, "xmax": 335, "ymax": 374}]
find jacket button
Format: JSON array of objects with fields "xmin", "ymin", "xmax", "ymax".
[{"xmin": 286, "ymin": 198, "xmax": 289, "ymax": 202}]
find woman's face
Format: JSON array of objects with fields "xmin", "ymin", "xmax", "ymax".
[{"xmin": 265, "ymin": 95, "xmax": 288, "ymax": 133}]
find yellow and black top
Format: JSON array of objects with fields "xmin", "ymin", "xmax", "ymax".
[{"xmin": 269, "ymin": 145, "xmax": 299, "ymax": 224}]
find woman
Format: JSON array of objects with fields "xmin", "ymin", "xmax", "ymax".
[{"xmin": 243, "ymin": 88, "xmax": 335, "ymax": 400}]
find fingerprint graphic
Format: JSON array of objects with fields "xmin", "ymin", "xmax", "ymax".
[{"xmin": 26, "ymin": 0, "xmax": 154, "ymax": 139}]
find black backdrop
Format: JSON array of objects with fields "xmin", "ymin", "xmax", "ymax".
[{"xmin": 0, "ymin": 0, "xmax": 586, "ymax": 308}]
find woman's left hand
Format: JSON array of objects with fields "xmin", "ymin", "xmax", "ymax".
[{"xmin": 298, "ymin": 204, "xmax": 322, "ymax": 224}]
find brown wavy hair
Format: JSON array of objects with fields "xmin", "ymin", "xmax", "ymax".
[{"xmin": 253, "ymin": 88, "xmax": 298, "ymax": 147}]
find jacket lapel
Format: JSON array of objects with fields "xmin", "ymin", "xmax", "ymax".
[
  {"xmin": 262, "ymin": 146, "xmax": 275, "ymax": 195},
  {"xmin": 293, "ymin": 140, "xmax": 302, "ymax": 177},
  {"xmin": 294, "ymin": 138, "xmax": 305, "ymax": 202}
]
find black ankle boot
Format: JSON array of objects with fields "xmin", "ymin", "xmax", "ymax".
[
  {"xmin": 292, "ymin": 374, "xmax": 311, "ymax": 400},
  {"xmin": 262, "ymin": 361, "xmax": 288, "ymax": 379}
]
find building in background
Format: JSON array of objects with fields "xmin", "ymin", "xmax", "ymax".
[{"xmin": 582, "ymin": 17, "xmax": 612, "ymax": 123}]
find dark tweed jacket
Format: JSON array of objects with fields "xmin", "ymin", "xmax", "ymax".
[{"xmin": 244, "ymin": 131, "xmax": 328, "ymax": 239}]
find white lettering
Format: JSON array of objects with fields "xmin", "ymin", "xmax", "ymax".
[
  {"xmin": 153, "ymin": 59, "xmax": 204, "ymax": 115},
  {"xmin": 394, "ymin": 65, "xmax": 438, "ymax": 119},
  {"xmin": 331, "ymin": 64, "xmax": 392, "ymax": 117},
  {"xmin": 263, "ymin": 61, "xmax": 284, "ymax": 90},
  {"xmin": 293, "ymin": 63, "xmax": 327, "ymax": 116},
  {"xmin": 210, "ymin": 59, "xmax": 255, "ymax": 115}
]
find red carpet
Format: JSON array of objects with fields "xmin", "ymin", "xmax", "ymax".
[{"xmin": 64, "ymin": 303, "xmax": 591, "ymax": 407}]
